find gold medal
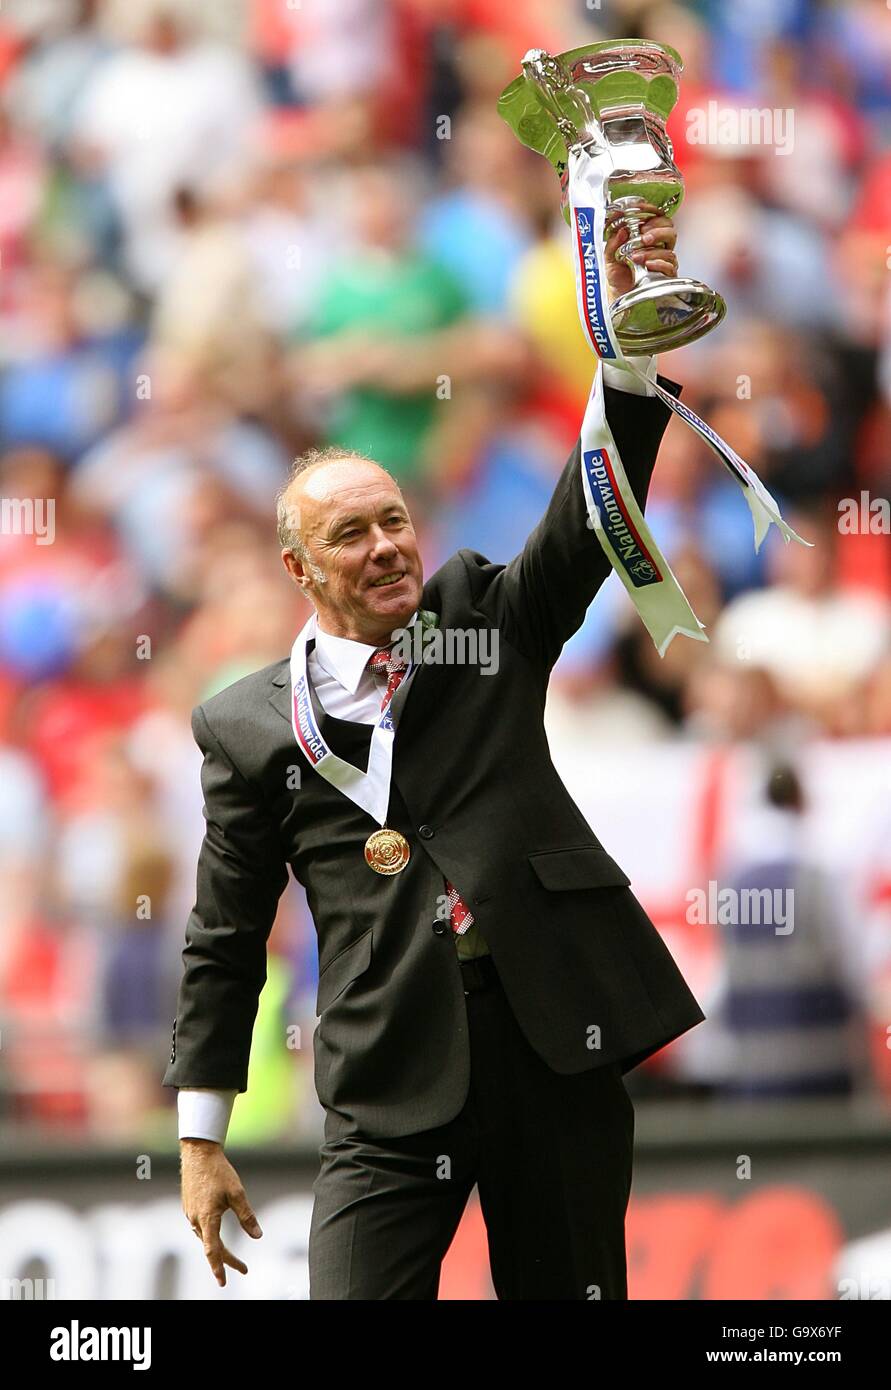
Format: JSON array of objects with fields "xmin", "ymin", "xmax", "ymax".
[{"xmin": 364, "ymin": 828, "xmax": 410, "ymax": 875}]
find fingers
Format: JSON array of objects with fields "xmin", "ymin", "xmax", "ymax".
[
  {"xmin": 195, "ymin": 1212, "xmax": 250, "ymax": 1288},
  {"xmin": 201, "ymin": 1213, "xmax": 226, "ymax": 1287},
  {"xmin": 639, "ymin": 219, "xmax": 677, "ymax": 249},
  {"xmin": 627, "ymin": 246, "xmax": 679, "ymax": 277},
  {"xmin": 607, "ymin": 198, "xmax": 660, "ymax": 223},
  {"xmin": 605, "ymin": 214, "xmax": 677, "ymax": 277},
  {"xmin": 604, "ymin": 221, "xmax": 630, "ymax": 260},
  {"xmin": 219, "ymin": 1244, "xmax": 249, "ymax": 1286},
  {"xmin": 230, "ymin": 1189, "xmax": 263, "ymax": 1240},
  {"xmin": 628, "ymin": 252, "xmax": 678, "ymax": 276}
]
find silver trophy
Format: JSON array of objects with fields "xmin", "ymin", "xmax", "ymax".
[{"xmin": 498, "ymin": 39, "xmax": 726, "ymax": 354}]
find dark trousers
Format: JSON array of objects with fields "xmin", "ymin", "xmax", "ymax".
[{"xmin": 308, "ymin": 954, "xmax": 635, "ymax": 1299}]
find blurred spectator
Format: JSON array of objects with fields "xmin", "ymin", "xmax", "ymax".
[
  {"xmin": 618, "ymin": 543, "xmax": 724, "ymax": 725},
  {"xmin": 149, "ymin": 186, "xmax": 280, "ymax": 413},
  {"xmin": 238, "ymin": 150, "xmax": 338, "ymax": 336},
  {"xmin": 0, "ymin": 263, "xmax": 141, "ymax": 458},
  {"xmin": 546, "ymin": 649, "xmax": 674, "ymax": 747},
  {"xmin": 510, "ymin": 204, "xmax": 594, "ymax": 410},
  {"xmin": 418, "ymin": 104, "xmax": 538, "ymax": 314},
  {"xmin": 683, "ymin": 659, "xmax": 816, "ymax": 751},
  {"xmin": 676, "ymin": 154, "xmax": 844, "ymax": 333},
  {"xmin": 837, "ymin": 147, "xmax": 891, "ymax": 346},
  {"xmin": 711, "ymin": 763, "xmax": 870, "ymax": 1100},
  {"xmin": 69, "ymin": 0, "xmax": 262, "ymax": 291},
  {"xmin": 713, "ymin": 503, "xmax": 891, "ymax": 731},
  {"xmin": 0, "ymin": 746, "xmax": 45, "ymax": 861},
  {"xmin": 639, "ymin": 401, "xmax": 770, "ymax": 599},
  {"xmin": 251, "ymin": 0, "xmax": 397, "ymax": 111},
  {"xmin": 812, "ymin": 0, "xmax": 891, "ymax": 129},
  {"xmin": 9, "ymin": 0, "xmax": 112, "ymax": 151},
  {"xmin": 0, "ymin": 100, "xmax": 47, "ymax": 305},
  {"xmin": 69, "ymin": 358, "xmax": 288, "ymax": 598},
  {"xmin": 294, "ymin": 156, "xmax": 470, "ymax": 482}
]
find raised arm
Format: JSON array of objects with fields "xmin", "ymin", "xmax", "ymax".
[{"xmin": 460, "ymin": 374, "xmax": 682, "ymax": 672}]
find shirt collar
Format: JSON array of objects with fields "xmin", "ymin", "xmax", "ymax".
[{"xmin": 313, "ymin": 611, "xmax": 419, "ymax": 695}]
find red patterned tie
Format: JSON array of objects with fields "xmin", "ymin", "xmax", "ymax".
[
  {"xmin": 367, "ymin": 645, "xmax": 410, "ymax": 713},
  {"xmin": 367, "ymin": 646, "xmax": 475, "ymax": 936}
]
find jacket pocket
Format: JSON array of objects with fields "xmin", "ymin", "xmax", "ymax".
[
  {"xmin": 316, "ymin": 928, "xmax": 373, "ymax": 1016},
  {"xmin": 527, "ymin": 845, "xmax": 631, "ymax": 890}
]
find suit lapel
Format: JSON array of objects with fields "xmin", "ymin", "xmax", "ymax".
[
  {"xmin": 268, "ymin": 649, "xmax": 372, "ymax": 771},
  {"xmin": 268, "ymin": 663, "xmax": 293, "ymax": 728}
]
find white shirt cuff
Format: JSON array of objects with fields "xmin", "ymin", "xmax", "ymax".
[
  {"xmin": 177, "ymin": 1088, "xmax": 237, "ymax": 1143},
  {"xmin": 602, "ymin": 355, "xmax": 658, "ymax": 397}
]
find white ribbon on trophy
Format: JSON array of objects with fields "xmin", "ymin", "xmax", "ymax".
[{"xmin": 567, "ymin": 142, "xmax": 810, "ymax": 656}]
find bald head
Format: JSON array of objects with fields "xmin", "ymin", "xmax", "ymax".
[{"xmin": 276, "ymin": 450, "xmax": 387, "ymax": 548}]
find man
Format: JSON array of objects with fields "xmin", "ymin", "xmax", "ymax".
[{"xmin": 165, "ymin": 213, "xmax": 705, "ymax": 1299}]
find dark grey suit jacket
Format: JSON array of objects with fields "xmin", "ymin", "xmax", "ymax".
[{"xmin": 163, "ymin": 376, "xmax": 705, "ymax": 1138}]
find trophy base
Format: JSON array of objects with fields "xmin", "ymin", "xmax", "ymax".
[{"xmin": 610, "ymin": 277, "xmax": 726, "ymax": 355}]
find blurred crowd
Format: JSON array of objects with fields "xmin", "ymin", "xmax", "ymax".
[{"xmin": 0, "ymin": 0, "xmax": 889, "ymax": 1146}]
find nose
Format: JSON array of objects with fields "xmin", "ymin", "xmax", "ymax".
[{"xmin": 368, "ymin": 525, "xmax": 399, "ymax": 560}]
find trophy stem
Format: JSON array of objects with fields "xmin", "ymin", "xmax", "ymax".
[{"xmin": 609, "ymin": 198, "xmax": 664, "ymax": 290}]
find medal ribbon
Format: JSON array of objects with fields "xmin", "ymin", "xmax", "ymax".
[
  {"xmin": 289, "ymin": 609, "xmax": 417, "ymax": 825},
  {"xmin": 567, "ymin": 142, "xmax": 810, "ymax": 655}
]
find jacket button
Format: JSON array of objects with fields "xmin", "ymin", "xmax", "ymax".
[
  {"xmin": 419, "ymin": 824, "xmax": 434, "ymax": 839},
  {"xmin": 432, "ymin": 921, "xmax": 447, "ymax": 936}
]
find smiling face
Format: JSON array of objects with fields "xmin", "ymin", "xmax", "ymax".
[{"xmin": 280, "ymin": 458, "xmax": 424, "ymax": 644}]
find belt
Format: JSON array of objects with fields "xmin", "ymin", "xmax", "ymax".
[{"xmin": 459, "ymin": 953, "xmax": 499, "ymax": 995}]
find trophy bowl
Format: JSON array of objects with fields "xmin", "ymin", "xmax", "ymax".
[{"xmin": 497, "ymin": 39, "xmax": 726, "ymax": 355}]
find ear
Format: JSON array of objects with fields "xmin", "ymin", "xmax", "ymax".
[{"xmin": 282, "ymin": 549, "xmax": 311, "ymax": 592}]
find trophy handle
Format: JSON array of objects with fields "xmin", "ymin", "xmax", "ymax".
[{"xmin": 521, "ymin": 49, "xmax": 607, "ymax": 156}]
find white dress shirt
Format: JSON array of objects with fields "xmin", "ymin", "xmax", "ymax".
[
  {"xmin": 177, "ymin": 360, "xmax": 654, "ymax": 1144},
  {"xmin": 602, "ymin": 355, "xmax": 658, "ymax": 396}
]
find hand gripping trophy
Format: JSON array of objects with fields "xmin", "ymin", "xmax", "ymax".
[{"xmin": 498, "ymin": 39, "xmax": 808, "ymax": 654}]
